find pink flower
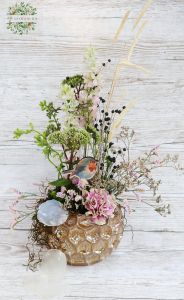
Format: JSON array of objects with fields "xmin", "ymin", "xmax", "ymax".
[
  {"xmin": 9, "ymin": 188, "xmax": 21, "ymax": 194},
  {"xmin": 91, "ymin": 96, "xmax": 100, "ymax": 119},
  {"xmin": 70, "ymin": 175, "xmax": 88, "ymax": 190},
  {"xmin": 78, "ymin": 116, "xmax": 86, "ymax": 128},
  {"xmin": 122, "ymin": 198, "xmax": 132, "ymax": 214},
  {"xmin": 75, "ymin": 195, "xmax": 83, "ymax": 202},
  {"xmin": 56, "ymin": 186, "xmax": 66, "ymax": 199},
  {"xmin": 154, "ymin": 160, "xmax": 162, "ymax": 165},
  {"xmin": 84, "ymin": 189, "xmax": 116, "ymax": 225},
  {"xmin": 67, "ymin": 189, "xmax": 76, "ymax": 197}
]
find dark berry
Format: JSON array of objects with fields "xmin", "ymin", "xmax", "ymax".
[
  {"xmin": 111, "ymin": 110, "xmax": 115, "ymax": 113},
  {"xmin": 118, "ymin": 150, "xmax": 122, "ymax": 154},
  {"xmin": 102, "ymin": 63, "xmax": 106, "ymax": 67},
  {"xmin": 108, "ymin": 59, "xmax": 111, "ymax": 62},
  {"xmin": 110, "ymin": 174, "xmax": 113, "ymax": 179},
  {"xmin": 101, "ymin": 110, "xmax": 104, "ymax": 113},
  {"xmin": 122, "ymin": 106, "xmax": 126, "ymax": 109},
  {"xmin": 105, "ymin": 112, "xmax": 108, "ymax": 116},
  {"xmin": 123, "ymin": 148, "xmax": 126, "ymax": 151}
]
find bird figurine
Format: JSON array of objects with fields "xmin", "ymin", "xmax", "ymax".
[{"xmin": 70, "ymin": 157, "xmax": 98, "ymax": 180}]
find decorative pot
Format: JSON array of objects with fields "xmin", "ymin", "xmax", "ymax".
[{"xmin": 47, "ymin": 207, "xmax": 124, "ymax": 266}]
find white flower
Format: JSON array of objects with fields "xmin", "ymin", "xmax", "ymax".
[{"xmin": 75, "ymin": 195, "xmax": 82, "ymax": 202}]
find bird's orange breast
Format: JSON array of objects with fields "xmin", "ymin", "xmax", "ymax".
[{"xmin": 88, "ymin": 161, "xmax": 97, "ymax": 172}]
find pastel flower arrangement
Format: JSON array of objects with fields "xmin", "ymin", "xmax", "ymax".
[
  {"xmin": 11, "ymin": 4, "xmax": 183, "ymax": 269},
  {"xmin": 12, "ymin": 46, "xmax": 182, "ymax": 236}
]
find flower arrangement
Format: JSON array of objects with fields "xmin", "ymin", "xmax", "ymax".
[{"xmin": 11, "ymin": 4, "xmax": 183, "ymax": 270}]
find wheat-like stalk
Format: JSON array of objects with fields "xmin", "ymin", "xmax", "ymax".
[
  {"xmin": 132, "ymin": 0, "xmax": 153, "ymax": 31},
  {"xmin": 113, "ymin": 10, "xmax": 130, "ymax": 41}
]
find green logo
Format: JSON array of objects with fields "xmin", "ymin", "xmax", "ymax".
[{"xmin": 7, "ymin": 2, "xmax": 37, "ymax": 35}]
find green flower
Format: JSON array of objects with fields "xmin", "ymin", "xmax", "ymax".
[
  {"xmin": 48, "ymin": 127, "xmax": 91, "ymax": 150},
  {"xmin": 60, "ymin": 84, "xmax": 74, "ymax": 98}
]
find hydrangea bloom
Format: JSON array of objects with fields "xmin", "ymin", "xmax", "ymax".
[{"xmin": 84, "ymin": 188, "xmax": 116, "ymax": 225}]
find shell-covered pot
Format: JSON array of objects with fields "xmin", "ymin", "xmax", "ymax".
[{"xmin": 47, "ymin": 207, "xmax": 124, "ymax": 266}]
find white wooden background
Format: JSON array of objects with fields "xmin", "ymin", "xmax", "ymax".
[{"xmin": 0, "ymin": 0, "xmax": 184, "ymax": 299}]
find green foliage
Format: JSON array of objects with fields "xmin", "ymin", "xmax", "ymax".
[
  {"xmin": 86, "ymin": 124, "xmax": 100, "ymax": 143},
  {"xmin": 13, "ymin": 123, "xmax": 34, "ymax": 139},
  {"xmin": 8, "ymin": 2, "xmax": 37, "ymax": 15},
  {"xmin": 49, "ymin": 178, "xmax": 71, "ymax": 187},
  {"xmin": 48, "ymin": 190, "xmax": 57, "ymax": 199},
  {"xmin": 34, "ymin": 131, "xmax": 48, "ymax": 148},
  {"xmin": 45, "ymin": 124, "xmax": 58, "ymax": 135},
  {"xmin": 13, "ymin": 101, "xmax": 65, "ymax": 178},
  {"xmin": 39, "ymin": 101, "xmax": 61, "ymax": 127},
  {"xmin": 13, "ymin": 49, "xmax": 101, "ymax": 178},
  {"xmin": 62, "ymin": 75, "xmax": 84, "ymax": 89}
]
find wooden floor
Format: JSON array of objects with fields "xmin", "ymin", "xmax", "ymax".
[{"xmin": 0, "ymin": 1, "xmax": 184, "ymax": 299}]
